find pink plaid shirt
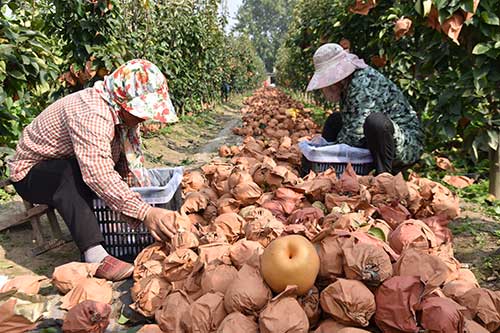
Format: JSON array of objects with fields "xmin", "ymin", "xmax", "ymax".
[{"xmin": 8, "ymin": 88, "xmax": 151, "ymax": 221}]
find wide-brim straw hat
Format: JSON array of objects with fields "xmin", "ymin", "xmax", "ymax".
[{"xmin": 306, "ymin": 43, "xmax": 368, "ymax": 92}]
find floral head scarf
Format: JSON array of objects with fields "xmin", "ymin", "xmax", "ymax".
[{"xmin": 94, "ymin": 59, "xmax": 178, "ymax": 186}]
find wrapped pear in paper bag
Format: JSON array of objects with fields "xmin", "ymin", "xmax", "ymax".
[
  {"xmin": 374, "ymin": 276, "xmax": 423, "ymax": 332},
  {"xmin": 320, "ymin": 279, "xmax": 375, "ymax": 327},
  {"xmin": 182, "ymin": 260, "xmax": 205, "ymax": 301},
  {"xmin": 229, "ymin": 239, "xmax": 264, "ymax": 269},
  {"xmin": 182, "ymin": 292, "xmax": 227, "ymax": 333},
  {"xmin": 216, "ymin": 312, "xmax": 258, "ymax": 333},
  {"xmin": 457, "ymin": 288, "xmax": 500, "ymax": 332},
  {"xmin": 134, "ymin": 243, "xmax": 170, "ymax": 281},
  {"xmin": 136, "ymin": 324, "xmax": 164, "ymax": 333},
  {"xmin": 394, "ymin": 248, "xmax": 457, "ymax": 294},
  {"xmin": 298, "ymin": 286, "xmax": 321, "ymax": 327},
  {"xmin": 213, "ymin": 213, "xmax": 245, "ymax": 243},
  {"xmin": 389, "ymin": 219, "xmax": 438, "ymax": 254},
  {"xmin": 155, "ymin": 290, "xmax": 192, "ymax": 333},
  {"xmin": 0, "ymin": 275, "xmax": 47, "ymax": 295},
  {"xmin": 201, "ymin": 264, "xmax": 238, "ymax": 294},
  {"xmin": 224, "ymin": 263, "xmax": 272, "ymax": 315},
  {"xmin": 259, "ymin": 286, "xmax": 309, "ymax": 333},
  {"xmin": 62, "ymin": 300, "xmax": 111, "ymax": 333},
  {"xmin": 315, "ymin": 233, "xmax": 346, "ymax": 281},
  {"xmin": 442, "ymin": 268, "xmax": 480, "ymax": 301},
  {"xmin": 181, "ymin": 192, "xmax": 209, "ymax": 214},
  {"xmin": 314, "ymin": 319, "xmax": 347, "ymax": 333},
  {"xmin": 244, "ymin": 214, "xmax": 285, "ymax": 247},
  {"xmin": 342, "ymin": 241, "xmax": 392, "ymax": 285},
  {"xmin": 183, "ymin": 170, "xmax": 208, "ymax": 193},
  {"xmin": 60, "ymin": 278, "xmax": 112, "ymax": 310},
  {"xmin": 131, "ymin": 276, "xmax": 172, "ymax": 317},
  {"xmin": 416, "ymin": 296, "xmax": 466, "ymax": 333},
  {"xmin": 464, "ymin": 319, "xmax": 489, "ymax": 333},
  {"xmin": 198, "ymin": 242, "xmax": 232, "ymax": 266},
  {"xmin": 232, "ymin": 182, "xmax": 262, "ymax": 206},
  {"xmin": 217, "ymin": 197, "xmax": 240, "ymax": 215},
  {"xmin": 163, "ymin": 248, "xmax": 199, "ymax": 282}
]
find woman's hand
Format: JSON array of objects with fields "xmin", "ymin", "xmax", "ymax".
[{"xmin": 143, "ymin": 207, "xmax": 177, "ymax": 242}]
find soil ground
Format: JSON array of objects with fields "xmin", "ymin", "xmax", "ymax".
[{"xmin": 451, "ymin": 202, "xmax": 500, "ymax": 290}]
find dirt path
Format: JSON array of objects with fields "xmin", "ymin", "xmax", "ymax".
[
  {"xmin": 142, "ymin": 98, "xmax": 244, "ymax": 171},
  {"xmin": 451, "ymin": 202, "xmax": 500, "ymax": 290},
  {"xmin": 0, "ymin": 95, "xmax": 246, "ymax": 280}
]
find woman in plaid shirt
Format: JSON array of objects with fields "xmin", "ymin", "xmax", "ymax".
[{"xmin": 9, "ymin": 59, "xmax": 179, "ymax": 281}]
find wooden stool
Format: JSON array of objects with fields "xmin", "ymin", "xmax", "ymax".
[{"xmin": 0, "ymin": 179, "xmax": 71, "ymax": 255}]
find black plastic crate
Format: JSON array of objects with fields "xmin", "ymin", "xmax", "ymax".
[
  {"xmin": 92, "ymin": 168, "xmax": 183, "ymax": 262},
  {"xmin": 300, "ymin": 155, "xmax": 373, "ymax": 178}
]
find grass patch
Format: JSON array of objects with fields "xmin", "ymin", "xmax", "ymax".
[
  {"xmin": 33, "ymin": 264, "xmax": 52, "ymax": 276},
  {"xmin": 456, "ymin": 180, "xmax": 500, "ymax": 218},
  {"xmin": 451, "ymin": 217, "xmax": 500, "ymax": 245},
  {"xmin": 307, "ymin": 104, "xmax": 328, "ymax": 127},
  {"xmin": 450, "ymin": 218, "xmax": 477, "ymax": 236},
  {"xmin": 0, "ymin": 231, "xmax": 11, "ymax": 242},
  {"xmin": 180, "ymin": 158, "xmax": 195, "ymax": 166},
  {"xmin": 143, "ymin": 152, "xmax": 164, "ymax": 165},
  {"xmin": 481, "ymin": 254, "xmax": 500, "ymax": 278},
  {"xmin": 0, "ymin": 188, "xmax": 14, "ymax": 204}
]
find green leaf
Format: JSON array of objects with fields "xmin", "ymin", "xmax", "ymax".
[
  {"xmin": 0, "ymin": 262, "xmax": 13, "ymax": 269},
  {"xmin": 84, "ymin": 44, "xmax": 93, "ymax": 54},
  {"xmin": 31, "ymin": 60, "xmax": 39, "ymax": 74},
  {"xmin": 76, "ymin": 2, "xmax": 84, "ymax": 17},
  {"xmin": 0, "ymin": 44, "xmax": 14, "ymax": 56},
  {"xmin": 39, "ymin": 328, "xmax": 58, "ymax": 333},
  {"xmin": 434, "ymin": 0, "xmax": 448, "ymax": 10},
  {"xmin": 460, "ymin": 0, "xmax": 475, "ymax": 13},
  {"xmin": 4, "ymin": 96, "xmax": 13, "ymax": 110},
  {"xmin": 487, "ymin": 129, "xmax": 499, "ymax": 150},
  {"xmin": 481, "ymin": 12, "xmax": 500, "ymax": 25},
  {"xmin": 368, "ymin": 227, "xmax": 386, "ymax": 242},
  {"xmin": 472, "ymin": 43, "xmax": 491, "ymax": 54},
  {"xmin": 423, "ymin": 0, "xmax": 433, "ymax": 16},
  {"xmin": 473, "ymin": 66, "xmax": 489, "ymax": 82},
  {"xmin": 8, "ymin": 70, "xmax": 25, "ymax": 80},
  {"xmin": 117, "ymin": 313, "xmax": 129, "ymax": 325},
  {"xmin": 415, "ymin": 0, "xmax": 423, "ymax": 15},
  {"xmin": 20, "ymin": 55, "xmax": 30, "ymax": 65}
]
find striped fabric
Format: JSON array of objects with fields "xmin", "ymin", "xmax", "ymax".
[{"xmin": 8, "ymin": 88, "xmax": 151, "ymax": 221}]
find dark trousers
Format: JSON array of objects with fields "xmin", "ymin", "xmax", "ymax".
[
  {"xmin": 322, "ymin": 112, "xmax": 395, "ymax": 174},
  {"xmin": 221, "ymin": 83, "xmax": 230, "ymax": 102},
  {"xmin": 12, "ymin": 159, "xmax": 104, "ymax": 252}
]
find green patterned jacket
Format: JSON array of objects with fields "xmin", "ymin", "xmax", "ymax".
[{"xmin": 335, "ymin": 66, "xmax": 424, "ymax": 165}]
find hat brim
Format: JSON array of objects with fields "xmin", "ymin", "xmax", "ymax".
[
  {"xmin": 124, "ymin": 91, "xmax": 178, "ymax": 124},
  {"xmin": 306, "ymin": 61, "xmax": 358, "ymax": 92}
]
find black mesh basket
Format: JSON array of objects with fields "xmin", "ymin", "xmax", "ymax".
[
  {"xmin": 300, "ymin": 155, "xmax": 373, "ymax": 178},
  {"xmin": 92, "ymin": 168, "xmax": 183, "ymax": 263}
]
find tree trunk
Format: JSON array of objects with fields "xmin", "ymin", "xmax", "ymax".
[{"xmin": 490, "ymin": 141, "xmax": 500, "ymax": 198}]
